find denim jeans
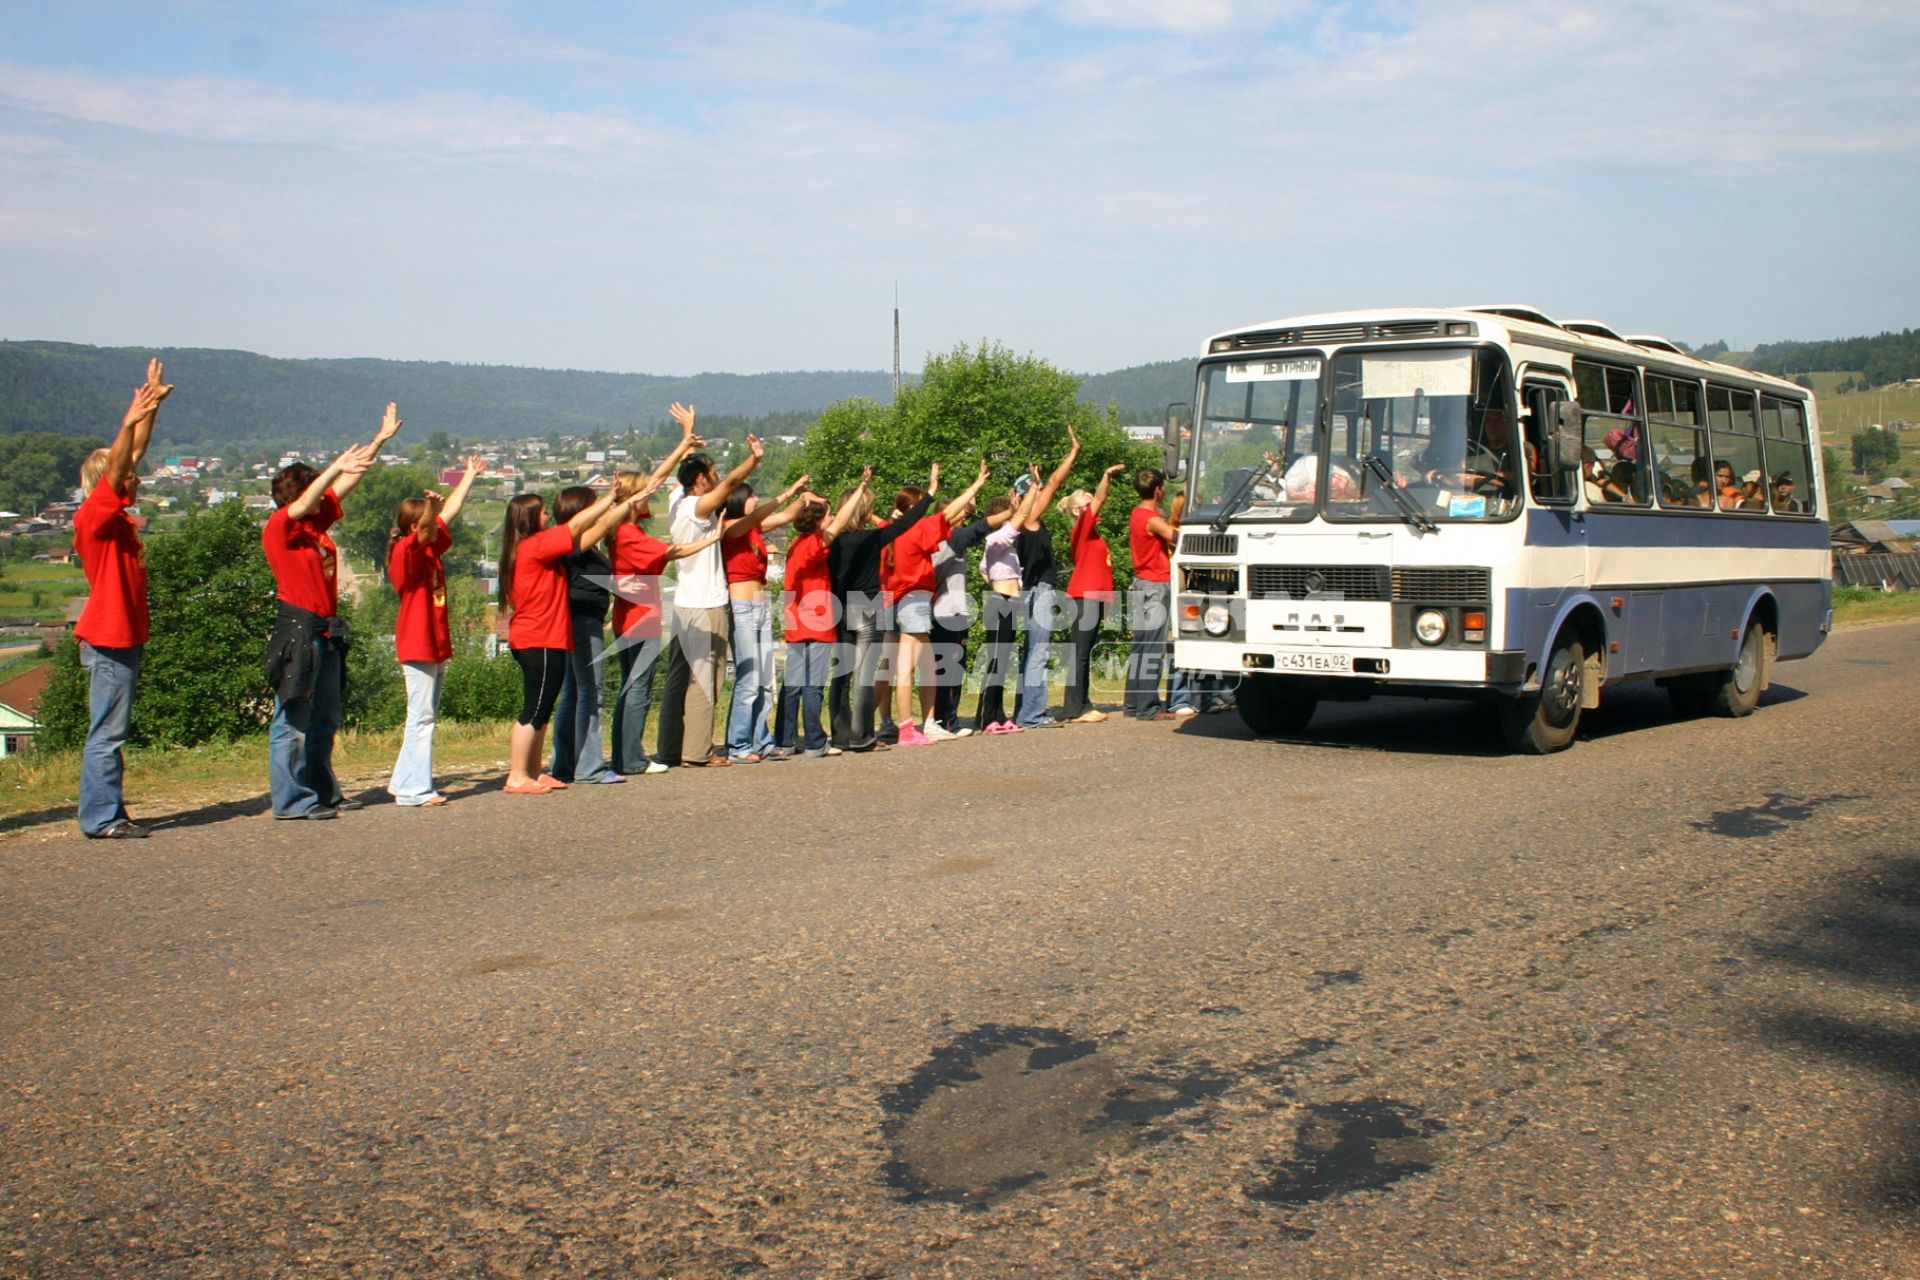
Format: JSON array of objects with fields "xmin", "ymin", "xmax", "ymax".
[
  {"xmin": 1015, "ymin": 581, "xmax": 1059, "ymax": 726},
  {"xmin": 611, "ymin": 632, "xmax": 663, "ymax": 773},
  {"xmin": 1124, "ymin": 580, "xmax": 1173, "ymax": 718},
  {"xmin": 780, "ymin": 639, "xmax": 832, "ymax": 753},
  {"xmin": 270, "ymin": 637, "xmax": 343, "ymax": 817},
  {"xmin": 550, "ymin": 612, "xmax": 612, "ymax": 781},
  {"xmin": 78, "ymin": 642, "xmax": 141, "ymax": 835},
  {"xmin": 829, "ymin": 596, "xmax": 884, "ymax": 749},
  {"xmin": 389, "ymin": 659, "xmax": 445, "ymax": 804},
  {"xmin": 725, "ymin": 596, "xmax": 776, "ymax": 759}
]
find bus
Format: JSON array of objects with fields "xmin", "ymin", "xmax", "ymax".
[{"xmin": 1166, "ymin": 304, "xmax": 1830, "ymax": 753}]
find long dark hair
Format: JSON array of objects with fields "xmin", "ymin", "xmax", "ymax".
[
  {"xmin": 385, "ymin": 495, "xmax": 429, "ymax": 586},
  {"xmin": 722, "ymin": 483, "xmax": 755, "ymax": 522},
  {"xmin": 553, "ymin": 485, "xmax": 597, "ymax": 549},
  {"xmin": 498, "ymin": 493, "xmax": 547, "ymax": 608}
]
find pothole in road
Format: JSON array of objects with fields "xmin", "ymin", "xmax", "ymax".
[
  {"xmin": 1250, "ymin": 1099, "xmax": 1445, "ymax": 1206},
  {"xmin": 880, "ymin": 1024, "xmax": 1232, "ymax": 1206}
]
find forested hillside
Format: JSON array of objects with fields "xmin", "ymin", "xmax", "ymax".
[
  {"xmin": 1745, "ymin": 328, "xmax": 1920, "ymax": 390},
  {"xmin": 1077, "ymin": 358, "xmax": 1195, "ymax": 422},
  {"xmin": 0, "ymin": 342, "xmax": 897, "ymax": 451}
]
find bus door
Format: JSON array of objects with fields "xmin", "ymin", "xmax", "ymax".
[{"xmin": 1519, "ymin": 369, "xmax": 1585, "ymax": 657}]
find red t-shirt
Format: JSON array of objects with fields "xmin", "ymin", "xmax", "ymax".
[
  {"xmin": 72, "ymin": 477, "xmax": 149, "ymax": 648},
  {"xmin": 1129, "ymin": 503, "xmax": 1171, "ymax": 583},
  {"xmin": 882, "ymin": 513, "xmax": 950, "ymax": 602},
  {"xmin": 782, "ymin": 531, "xmax": 836, "ymax": 642},
  {"xmin": 722, "ymin": 526, "xmax": 769, "ymax": 585},
  {"xmin": 1066, "ymin": 505, "xmax": 1115, "ymax": 600},
  {"xmin": 390, "ymin": 518, "xmax": 453, "ymax": 663},
  {"xmin": 508, "ymin": 524, "xmax": 575, "ymax": 650},
  {"xmin": 611, "ymin": 524, "xmax": 672, "ymax": 639},
  {"xmin": 263, "ymin": 489, "xmax": 343, "ymax": 616}
]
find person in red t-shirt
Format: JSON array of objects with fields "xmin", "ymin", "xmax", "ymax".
[
  {"xmin": 1060, "ymin": 462, "xmax": 1129, "ymax": 724},
  {"xmin": 384, "ymin": 454, "xmax": 484, "ymax": 807},
  {"xmin": 719, "ymin": 475, "xmax": 811, "ymax": 762},
  {"xmin": 263, "ymin": 402, "xmax": 402, "ymax": 819},
  {"xmin": 498, "ymin": 481, "xmax": 649, "ymax": 794},
  {"xmin": 1124, "ymin": 467, "xmax": 1182, "ymax": 720},
  {"xmin": 890, "ymin": 459, "xmax": 992, "ymax": 746},
  {"xmin": 774, "ymin": 479, "xmax": 870, "ymax": 756},
  {"xmin": 72, "ymin": 358, "xmax": 171, "ymax": 839}
]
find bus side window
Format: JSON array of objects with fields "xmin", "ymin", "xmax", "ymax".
[{"xmin": 1524, "ymin": 383, "xmax": 1573, "ymax": 504}]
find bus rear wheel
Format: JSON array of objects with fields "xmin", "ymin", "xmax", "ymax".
[
  {"xmin": 1498, "ymin": 636, "xmax": 1585, "ymax": 754},
  {"xmin": 1236, "ymin": 674, "xmax": 1319, "ymax": 738},
  {"xmin": 1707, "ymin": 621, "xmax": 1770, "ymax": 718}
]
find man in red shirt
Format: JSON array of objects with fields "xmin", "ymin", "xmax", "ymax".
[
  {"xmin": 1124, "ymin": 467, "xmax": 1181, "ymax": 720},
  {"xmin": 72, "ymin": 359, "xmax": 171, "ymax": 838},
  {"xmin": 261, "ymin": 403, "xmax": 400, "ymax": 819}
]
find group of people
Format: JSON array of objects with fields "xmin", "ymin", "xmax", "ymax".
[{"xmin": 68, "ymin": 370, "xmax": 1213, "ymax": 833}]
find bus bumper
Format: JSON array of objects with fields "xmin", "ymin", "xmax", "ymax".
[{"xmin": 1173, "ymin": 640, "xmax": 1529, "ymax": 688}]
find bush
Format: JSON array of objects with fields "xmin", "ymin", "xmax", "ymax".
[
  {"xmin": 440, "ymin": 638, "xmax": 521, "ymax": 722},
  {"xmin": 340, "ymin": 590, "xmax": 406, "ymax": 732},
  {"xmin": 35, "ymin": 635, "xmax": 89, "ymax": 751}
]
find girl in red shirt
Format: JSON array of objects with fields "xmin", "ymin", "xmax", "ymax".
[
  {"xmin": 1060, "ymin": 463, "xmax": 1129, "ymax": 723},
  {"xmin": 384, "ymin": 455, "xmax": 484, "ymax": 807},
  {"xmin": 719, "ymin": 477, "xmax": 811, "ymax": 762},
  {"xmin": 775, "ymin": 483, "xmax": 868, "ymax": 756},
  {"xmin": 499, "ymin": 483, "xmax": 647, "ymax": 794},
  {"xmin": 890, "ymin": 459, "xmax": 993, "ymax": 746}
]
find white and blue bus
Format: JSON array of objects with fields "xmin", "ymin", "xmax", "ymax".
[{"xmin": 1168, "ymin": 305, "xmax": 1830, "ymax": 753}]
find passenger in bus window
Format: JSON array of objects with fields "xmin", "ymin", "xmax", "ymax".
[
  {"xmin": 1691, "ymin": 459, "xmax": 1715, "ymax": 508},
  {"xmin": 1581, "ymin": 448, "xmax": 1630, "ymax": 503},
  {"xmin": 1714, "ymin": 462, "xmax": 1743, "ymax": 511},
  {"xmin": 1739, "ymin": 469, "xmax": 1767, "ymax": 510},
  {"xmin": 1772, "ymin": 472, "xmax": 1804, "ymax": 513},
  {"xmin": 1424, "ymin": 407, "xmax": 1519, "ymax": 495}
]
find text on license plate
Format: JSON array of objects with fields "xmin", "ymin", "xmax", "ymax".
[{"xmin": 1275, "ymin": 650, "xmax": 1352, "ymax": 673}]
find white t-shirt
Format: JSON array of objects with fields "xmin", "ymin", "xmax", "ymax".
[{"xmin": 669, "ymin": 489, "xmax": 726, "ymax": 608}]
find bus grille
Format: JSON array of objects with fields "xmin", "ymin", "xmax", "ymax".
[
  {"xmin": 1182, "ymin": 565, "xmax": 1240, "ymax": 594},
  {"xmin": 1225, "ymin": 320, "xmax": 1443, "ymax": 351},
  {"xmin": 1248, "ymin": 565, "xmax": 1390, "ymax": 600},
  {"xmin": 1391, "ymin": 567, "xmax": 1491, "ymax": 602},
  {"xmin": 1181, "ymin": 533, "xmax": 1238, "ymax": 556}
]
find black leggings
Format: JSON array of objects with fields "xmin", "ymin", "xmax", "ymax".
[
  {"xmin": 513, "ymin": 647, "xmax": 567, "ymax": 729},
  {"xmin": 1064, "ymin": 597, "xmax": 1106, "ymax": 718},
  {"xmin": 974, "ymin": 607, "xmax": 1017, "ymax": 729}
]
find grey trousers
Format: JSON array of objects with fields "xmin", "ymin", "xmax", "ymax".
[{"xmin": 656, "ymin": 604, "xmax": 730, "ymax": 765}]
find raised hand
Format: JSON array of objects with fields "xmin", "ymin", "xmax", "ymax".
[
  {"xmin": 463, "ymin": 453, "xmax": 487, "ymax": 475},
  {"xmin": 1067, "ymin": 423, "xmax": 1080, "ymax": 449},
  {"xmin": 747, "ymin": 434, "xmax": 765, "ymax": 460},
  {"xmin": 375, "ymin": 402, "xmax": 402, "ymax": 444},
  {"xmin": 782, "ymin": 474, "xmax": 810, "ymax": 502},
  {"xmin": 422, "ymin": 487, "xmax": 446, "ymax": 511},
  {"xmin": 929, "ymin": 461, "xmax": 942, "ymax": 491},
  {"xmin": 1105, "ymin": 462, "xmax": 1128, "ymax": 478},
  {"xmin": 122, "ymin": 382, "xmax": 166, "ymax": 430},
  {"xmin": 859, "ymin": 465, "xmax": 874, "ymax": 488},
  {"xmin": 977, "ymin": 457, "xmax": 993, "ymax": 483},
  {"xmin": 670, "ymin": 402, "xmax": 697, "ymax": 437},
  {"xmin": 335, "ymin": 442, "xmax": 375, "ymax": 476}
]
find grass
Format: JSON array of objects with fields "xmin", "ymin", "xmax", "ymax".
[
  {"xmin": 1830, "ymin": 586, "xmax": 1920, "ymax": 628},
  {"xmin": 0, "ymin": 561, "xmax": 89, "ymax": 622}
]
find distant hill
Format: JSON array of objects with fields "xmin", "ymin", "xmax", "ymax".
[
  {"xmin": 1077, "ymin": 359, "xmax": 1197, "ymax": 423},
  {"xmin": 1744, "ymin": 328, "xmax": 1920, "ymax": 390},
  {"xmin": 0, "ymin": 341, "xmax": 899, "ymax": 452}
]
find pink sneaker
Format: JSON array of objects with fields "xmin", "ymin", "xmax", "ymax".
[{"xmin": 897, "ymin": 722, "xmax": 933, "ymax": 747}]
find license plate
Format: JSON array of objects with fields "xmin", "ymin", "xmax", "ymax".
[{"xmin": 1275, "ymin": 650, "xmax": 1352, "ymax": 673}]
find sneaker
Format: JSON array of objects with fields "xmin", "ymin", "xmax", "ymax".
[
  {"xmin": 595, "ymin": 773, "xmax": 627, "ymax": 784},
  {"xmin": 896, "ymin": 722, "xmax": 933, "ymax": 747},
  {"xmin": 333, "ymin": 796, "xmax": 366, "ymax": 811},
  {"xmin": 1170, "ymin": 705, "xmax": 1199, "ymax": 718},
  {"xmin": 731, "ymin": 753, "xmax": 762, "ymax": 764},
  {"xmin": 1071, "ymin": 709, "xmax": 1109, "ymax": 724},
  {"xmin": 922, "ymin": 718, "xmax": 956, "ymax": 741},
  {"xmin": 950, "ymin": 726, "xmax": 974, "ymax": 738},
  {"xmin": 87, "ymin": 819, "xmax": 151, "ymax": 839},
  {"xmin": 642, "ymin": 761, "xmax": 669, "ymax": 775}
]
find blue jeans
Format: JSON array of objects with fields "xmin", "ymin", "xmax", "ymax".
[
  {"xmin": 78, "ymin": 642, "xmax": 141, "ymax": 835},
  {"xmin": 1124, "ymin": 581, "xmax": 1173, "ymax": 718},
  {"xmin": 389, "ymin": 659, "xmax": 445, "ymax": 804},
  {"xmin": 726, "ymin": 596, "xmax": 776, "ymax": 758},
  {"xmin": 551, "ymin": 613, "xmax": 612, "ymax": 782},
  {"xmin": 780, "ymin": 639, "xmax": 831, "ymax": 754},
  {"xmin": 611, "ymin": 632, "xmax": 663, "ymax": 773},
  {"xmin": 1015, "ymin": 581, "xmax": 1059, "ymax": 726},
  {"xmin": 270, "ymin": 637, "xmax": 343, "ymax": 817}
]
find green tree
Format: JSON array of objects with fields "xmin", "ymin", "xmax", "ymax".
[
  {"xmin": 0, "ymin": 432, "xmax": 101, "ymax": 514},
  {"xmin": 330, "ymin": 463, "xmax": 485, "ymax": 581},
  {"xmin": 1851, "ymin": 429, "xmax": 1901, "ymax": 475}
]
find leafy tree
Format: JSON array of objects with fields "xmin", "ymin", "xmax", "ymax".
[
  {"xmin": 331, "ymin": 462, "xmax": 485, "ymax": 581},
  {"xmin": 1851, "ymin": 429, "xmax": 1901, "ymax": 475},
  {"xmin": 0, "ymin": 432, "xmax": 101, "ymax": 513}
]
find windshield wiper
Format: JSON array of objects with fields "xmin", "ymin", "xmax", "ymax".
[
  {"xmin": 1211, "ymin": 459, "xmax": 1278, "ymax": 532},
  {"xmin": 1363, "ymin": 455, "xmax": 1438, "ymax": 535}
]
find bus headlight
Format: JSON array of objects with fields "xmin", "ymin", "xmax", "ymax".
[
  {"xmin": 1414, "ymin": 609, "xmax": 1448, "ymax": 646},
  {"xmin": 1203, "ymin": 604, "xmax": 1232, "ymax": 636}
]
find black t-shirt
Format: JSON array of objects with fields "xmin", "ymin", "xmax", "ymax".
[
  {"xmin": 564, "ymin": 546, "xmax": 611, "ymax": 618},
  {"xmin": 1016, "ymin": 526, "xmax": 1057, "ymax": 590},
  {"xmin": 826, "ymin": 494, "xmax": 933, "ymax": 600}
]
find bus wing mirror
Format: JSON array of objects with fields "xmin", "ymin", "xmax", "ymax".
[
  {"xmin": 1165, "ymin": 402, "xmax": 1190, "ymax": 474},
  {"xmin": 1550, "ymin": 401, "xmax": 1583, "ymax": 471}
]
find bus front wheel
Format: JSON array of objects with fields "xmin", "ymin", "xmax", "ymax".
[
  {"xmin": 1498, "ymin": 636, "xmax": 1585, "ymax": 754},
  {"xmin": 1236, "ymin": 675, "xmax": 1319, "ymax": 738}
]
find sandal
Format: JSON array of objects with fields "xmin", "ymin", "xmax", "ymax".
[
  {"xmin": 503, "ymin": 779, "xmax": 551, "ymax": 795},
  {"xmin": 536, "ymin": 774, "xmax": 570, "ymax": 790}
]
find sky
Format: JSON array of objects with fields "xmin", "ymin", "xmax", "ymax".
[{"xmin": 1, "ymin": 1, "xmax": 1916, "ymax": 377}]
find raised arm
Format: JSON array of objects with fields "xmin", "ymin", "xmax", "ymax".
[
  {"xmin": 733, "ymin": 476, "xmax": 812, "ymax": 535},
  {"xmin": 940, "ymin": 458, "xmax": 992, "ymax": 525},
  {"xmin": 104, "ymin": 358, "xmax": 173, "ymax": 496},
  {"xmin": 1088, "ymin": 462, "xmax": 1126, "ymax": 519},
  {"xmin": 287, "ymin": 442, "xmax": 374, "ymax": 521},
  {"xmin": 823, "ymin": 467, "xmax": 873, "ymax": 540},
  {"xmin": 1024, "ymin": 424, "xmax": 1081, "ymax": 524},
  {"xmin": 647, "ymin": 402, "xmax": 706, "ymax": 490},
  {"xmin": 576, "ymin": 482, "xmax": 648, "ymax": 550},
  {"xmin": 439, "ymin": 455, "xmax": 485, "ymax": 526},
  {"xmin": 873, "ymin": 489, "xmax": 935, "ymax": 551},
  {"xmin": 665, "ymin": 525, "xmax": 727, "ymax": 562},
  {"xmin": 694, "ymin": 433, "xmax": 764, "ymax": 520},
  {"xmin": 414, "ymin": 489, "xmax": 446, "ymax": 544},
  {"xmin": 333, "ymin": 402, "xmax": 403, "ymax": 502}
]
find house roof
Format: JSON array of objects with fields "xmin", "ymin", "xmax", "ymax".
[{"xmin": 0, "ymin": 664, "xmax": 51, "ymax": 720}]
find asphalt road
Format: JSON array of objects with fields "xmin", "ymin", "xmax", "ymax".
[{"xmin": 3, "ymin": 623, "xmax": 1918, "ymax": 1278}]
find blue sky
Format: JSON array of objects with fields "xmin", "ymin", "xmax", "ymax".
[{"xmin": 2, "ymin": 1, "xmax": 1916, "ymax": 376}]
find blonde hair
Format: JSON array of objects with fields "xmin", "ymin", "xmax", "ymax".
[
  {"xmin": 838, "ymin": 487, "xmax": 875, "ymax": 529},
  {"xmin": 613, "ymin": 470, "xmax": 650, "ymax": 503},
  {"xmin": 1060, "ymin": 488, "xmax": 1093, "ymax": 518},
  {"xmin": 79, "ymin": 448, "xmax": 112, "ymax": 493}
]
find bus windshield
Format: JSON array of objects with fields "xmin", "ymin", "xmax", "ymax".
[
  {"xmin": 1188, "ymin": 356, "xmax": 1323, "ymax": 524},
  {"xmin": 1324, "ymin": 347, "xmax": 1519, "ymax": 523}
]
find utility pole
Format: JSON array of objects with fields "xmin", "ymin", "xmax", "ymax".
[{"xmin": 892, "ymin": 284, "xmax": 901, "ymax": 403}]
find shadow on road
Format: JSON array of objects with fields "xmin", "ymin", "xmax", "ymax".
[
  {"xmin": 1750, "ymin": 853, "xmax": 1920, "ymax": 1216},
  {"xmin": 1172, "ymin": 681, "xmax": 1808, "ymax": 757}
]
